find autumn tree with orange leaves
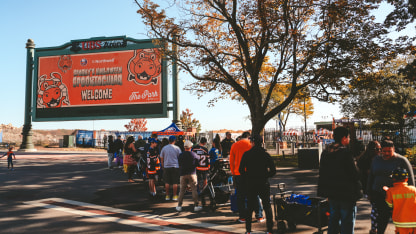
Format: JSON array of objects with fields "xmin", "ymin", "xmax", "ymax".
[
  {"xmin": 135, "ymin": 0, "xmax": 410, "ymax": 135},
  {"xmin": 125, "ymin": 118, "xmax": 148, "ymax": 132},
  {"xmin": 180, "ymin": 109, "xmax": 202, "ymax": 133}
]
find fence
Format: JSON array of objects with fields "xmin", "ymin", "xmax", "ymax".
[{"xmin": 264, "ymin": 125, "xmax": 416, "ymax": 156}]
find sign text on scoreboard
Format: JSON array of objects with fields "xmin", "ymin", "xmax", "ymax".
[{"xmin": 32, "ymin": 36, "xmax": 168, "ymax": 121}]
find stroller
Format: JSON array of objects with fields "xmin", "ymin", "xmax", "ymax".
[{"xmin": 199, "ymin": 158, "xmax": 234, "ymax": 210}]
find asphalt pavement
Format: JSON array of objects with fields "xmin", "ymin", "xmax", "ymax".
[{"xmin": 0, "ymin": 149, "xmax": 395, "ymax": 233}]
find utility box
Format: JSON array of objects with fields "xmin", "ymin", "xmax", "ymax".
[
  {"xmin": 63, "ymin": 135, "xmax": 75, "ymax": 148},
  {"xmin": 298, "ymin": 146, "xmax": 322, "ymax": 169}
]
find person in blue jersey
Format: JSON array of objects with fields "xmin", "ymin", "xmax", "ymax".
[{"xmin": 209, "ymin": 138, "xmax": 221, "ymax": 168}]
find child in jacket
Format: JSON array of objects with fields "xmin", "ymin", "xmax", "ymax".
[{"xmin": 385, "ymin": 167, "xmax": 416, "ymax": 234}]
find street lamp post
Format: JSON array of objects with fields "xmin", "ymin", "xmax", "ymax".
[
  {"xmin": 171, "ymin": 35, "xmax": 182, "ymax": 130},
  {"xmin": 19, "ymin": 39, "xmax": 36, "ymax": 152}
]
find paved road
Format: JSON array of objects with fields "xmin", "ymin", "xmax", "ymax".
[{"xmin": 0, "ymin": 150, "xmax": 395, "ymax": 233}]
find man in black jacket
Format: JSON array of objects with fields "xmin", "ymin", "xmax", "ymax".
[
  {"xmin": 221, "ymin": 132, "xmax": 235, "ymax": 158},
  {"xmin": 239, "ymin": 135, "xmax": 276, "ymax": 234},
  {"xmin": 318, "ymin": 126, "xmax": 362, "ymax": 234}
]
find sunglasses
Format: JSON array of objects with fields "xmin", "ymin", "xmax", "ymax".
[{"xmin": 374, "ymin": 148, "xmax": 382, "ymax": 151}]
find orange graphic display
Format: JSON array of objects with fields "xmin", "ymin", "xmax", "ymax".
[{"xmin": 36, "ymin": 48, "xmax": 162, "ymax": 109}]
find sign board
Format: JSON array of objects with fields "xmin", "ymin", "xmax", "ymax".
[{"xmin": 32, "ymin": 36, "xmax": 168, "ymax": 121}]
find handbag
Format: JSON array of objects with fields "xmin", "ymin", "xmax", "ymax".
[{"xmin": 123, "ymin": 154, "xmax": 136, "ymax": 166}]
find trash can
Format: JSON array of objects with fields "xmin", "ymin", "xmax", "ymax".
[{"xmin": 298, "ymin": 148, "xmax": 321, "ymax": 169}]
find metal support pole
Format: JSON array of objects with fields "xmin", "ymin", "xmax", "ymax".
[
  {"xmin": 303, "ymin": 98, "xmax": 307, "ymax": 147},
  {"xmin": 171, "ymin": 36, "xmax": 182, "ymax": 130},
  {"xmin": 19, "ymin": 39, "xmax": 36, "ymax": 152}
]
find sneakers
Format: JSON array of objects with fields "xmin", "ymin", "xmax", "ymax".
[
  {"xmin": 194, "ymin": 206, "xmax": 203, "ymax": 212},
  {"xmin": 256, "ymin": 217, "xmax": 265, "ymax": 223},
  {"xmin": 172, "ymin": 195, "xmax": 178, "ymax": 201},
  {"xmin": 238, "ymin": 218, "xmax": 246, "ymax": 223},
  {"xmin": 165, "ymin": 195, "xmax": 170, "ymax": 201},
  {"xmin": 175, "ymin": 206, "xmax": 182, "ymax": 212}
]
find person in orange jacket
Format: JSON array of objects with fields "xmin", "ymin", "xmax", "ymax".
[
  {"xmin": 385, "ymin": 167, "xmax": 416, "ymax": 234},
  {"xmin": 230, "ymin": 131, "xmax": 263, "ymax": 223}
]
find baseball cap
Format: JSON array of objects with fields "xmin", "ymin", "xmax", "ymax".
[
  {"xmin": 148, "ymin": 137, "xmax": 157, "ymax": 143},
  {"xmin": 184, "ymin": 140, "xmax": 193, "ymax": 148},
  {"xmin": 169, "ymin": 135, "xmax": 177, "ymax": 142}
]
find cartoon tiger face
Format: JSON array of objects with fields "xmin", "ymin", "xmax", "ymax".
[
  {"xmin": 58, "ymin": 55, "xmax": 72, "ymax": 73},
  {"xmin": 37, "ymin": 72, "xmax": 70, "ymax": 108},
  {"xmin": 43, "ymin": 86, "xmax": 62, "ymax": 108},
  {"xmin": 127, "ymin": 49, "xmax": 161, "ymax": 85}
]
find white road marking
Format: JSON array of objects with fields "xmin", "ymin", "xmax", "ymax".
[{"xmin": 25, "ymin": 198, "xmax": 245, "ymax": 234}]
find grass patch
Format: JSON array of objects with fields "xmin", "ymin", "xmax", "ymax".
[{"xmin": 271, "ymin": 154, "xmax": 298, "ymax": 167}]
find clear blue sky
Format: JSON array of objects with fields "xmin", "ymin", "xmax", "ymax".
[{"xmin": 0, "ymin": 0, "xmax": 347, "ymax": 132}]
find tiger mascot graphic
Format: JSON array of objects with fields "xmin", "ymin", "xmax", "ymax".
[
  {"xmin": 127, "ymin": 48, "xmax": 161, "ymax": 85},
  {"xmin": 58, "ymin": 55, "xmax": 72, "ymax": 73},
  {"xmin": 37, "ymin": 72, "xmax": 70, "ymax": 108}
]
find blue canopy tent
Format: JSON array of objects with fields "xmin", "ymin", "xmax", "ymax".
[{"xmin": 152, "ymin": 123, "xmax": 184, "ymax": 136}]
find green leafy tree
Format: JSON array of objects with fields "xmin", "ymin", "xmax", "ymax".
[
  {"xmin": 135, "ymin": 0, "xmax": 406, "ymax": 135},
  {"xmin": 180, "ymin": 108, "xmax": 202, "ymax": 133},
  {"xmin": 341, "ymin": 58, "xmax": 416, "ymax": 143}
]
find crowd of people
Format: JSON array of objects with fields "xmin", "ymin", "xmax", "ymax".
[
  {"xmin": 105, "ymin": 131, "xmax": 275, "ymax": 234},
  {"xmin": 105, "ymin": 127, "xmax": 416, "ymax": 234},
  {"xmin": 318, "ymin": 126, "xmax": 416, "ymax": 234}
]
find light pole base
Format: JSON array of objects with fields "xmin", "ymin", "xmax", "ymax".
[{"xmin": 19, "ymin": 124, "xmax": 36, "ymax": 152}]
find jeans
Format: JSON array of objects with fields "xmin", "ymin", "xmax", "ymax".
[
  {"xmin": 234, "ymin": 175, "xmax": 263, "ymax": 219},
  {"xmin": 107, "ymin": 152, "xmax": 114, "ymax": 168},
  {"xmin": 328, "ymin": 199, "xmax": 357, "ymax": 234},
  {"xmin": 7, "ymin": 157, "xmax": 13, "ymax": 169}
]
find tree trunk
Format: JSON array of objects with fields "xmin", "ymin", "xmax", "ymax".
[{"xmin": 250, "ymin": 112, "xmax": 267, "ymax": 137}]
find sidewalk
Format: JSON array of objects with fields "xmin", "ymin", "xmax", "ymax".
[
  {"xmin": 270, "ymin": 167, "xmax": 395, "ymax": 234},
  {"xmin": 0, "ymin": 151, "xmax": 396, "ymax": 233},
  {"xmin": 94, "ymin": 166, "xmax": 396, "ymax": 233}
]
